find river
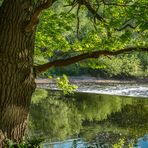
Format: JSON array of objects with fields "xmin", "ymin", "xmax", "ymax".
[{"xmin": 29, "ymin": 83, "xmax": 148, "ymax": 148}]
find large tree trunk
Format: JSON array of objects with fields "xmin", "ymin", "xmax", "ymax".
[{"xmin": 0, "ymin": 0, "xmax": 36, "ymax": 144}]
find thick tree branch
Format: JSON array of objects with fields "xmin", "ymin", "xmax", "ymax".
[
  {"xmin": 117, "ymin": 23, "xmax": 139, "ymax": 31},
  {"xmin": 82, "ymin": 0, "xmax": 105, "ymax": 22},
  {"xmin": 116, "ymin": 19, "xmax": 139, "ymax": 31},
  {"xmin": 34, "ymin": 47, "xmax": 148, "ymax": 75},
  {"xmin": 65, "ymin": 0, "xmax": 105, "ymax": 22},
  {"xmin": 65, "ymin": 0, "xmax": 77, "ymax": 13},
  {"xmin": 25, "ymin": 0, "xmax": 54, "ymax": 32}
]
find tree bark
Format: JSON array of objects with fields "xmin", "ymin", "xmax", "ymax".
[{"xmin": 0, "ymin": 0, "xmax": 36, "ymax": 144}]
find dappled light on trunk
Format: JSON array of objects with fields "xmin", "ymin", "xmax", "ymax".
[{"xmin": 0, "ymin": 0, "xmax": 36, "ymax": 144}]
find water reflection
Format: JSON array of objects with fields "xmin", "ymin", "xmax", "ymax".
[{"xmin": 29, "ymin": 89, "xmax": 148, "ymax": 147}]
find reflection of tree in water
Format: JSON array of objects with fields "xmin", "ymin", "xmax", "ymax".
[
  {"xmin": 29, "ymin": 90, "xmax": 82, "ymax": 140},
  {"xmin": 74, "ymin": 92, "xmax": 133, "ymax": 122},
  {"xmin": 80, "ymin": 99, "xmax": 148, "ymax": 147},
  {"xmin": 109, "ymin": 103, "xmax": 148, "ymax": 128},
  {"xmin": 29, "ymin": 89, "xmax": 148, "ymax": 147}
]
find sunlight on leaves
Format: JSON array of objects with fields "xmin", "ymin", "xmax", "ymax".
[
  {"xmin": 56, "ymin": 74, "xmax": 78, "ymax": 94},
  {"xmin": 112, "ymin": 138, "xmax": 133, "ymax": 148}
]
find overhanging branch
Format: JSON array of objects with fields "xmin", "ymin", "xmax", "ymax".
[
  {"xmin": 65, "ymin": 0, "xmax": 105, "ymax": 22},
  {"xmin": 82, "ymin": 0, "xmax": 105, "ymax": 22},
  {"xmin": 34, "ymin": 47, "xmax": 148, "ymax": 75},
  {"xmin": 116, "ymin": 19, "xmax": 139, "ymax": 31},
  {"xmin": 25, "ymin": 0, "xmax": 55, "ymax": 32}
]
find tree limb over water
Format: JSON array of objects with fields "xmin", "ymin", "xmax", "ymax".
[{"xmin": 34, "ymin": 47, "xmax": 148, "ymax": 74}]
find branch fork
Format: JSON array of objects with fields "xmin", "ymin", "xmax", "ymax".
[{"xmin": 25, "ymin": 0, "xmax": 53, "ymax": 32}]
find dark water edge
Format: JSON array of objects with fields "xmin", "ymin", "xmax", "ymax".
[{"xmin": 29, "ymin": 89, "xmax": 148, "ymax": 148}]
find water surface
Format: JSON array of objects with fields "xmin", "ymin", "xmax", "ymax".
[{"xmin": 29, "ymin": 88, "xmax": 148, "ymax": 148}]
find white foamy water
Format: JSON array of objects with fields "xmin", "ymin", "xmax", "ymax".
[
  {"xmin": 76, "ymin": 84, "xmax": 148, "ymax": 98},
  {"xmin": 37, "ymin": 82, "xmax": 148, "ymax": 98}
]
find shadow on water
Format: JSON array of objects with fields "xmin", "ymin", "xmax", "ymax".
[{"xmin": 29, "ymin": 89, "xmax": 148, "ymax": 148}]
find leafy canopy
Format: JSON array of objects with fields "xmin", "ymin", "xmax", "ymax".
[{"xmin": 35, "ymin": 0, "xmax": 148, "ymax": 64}]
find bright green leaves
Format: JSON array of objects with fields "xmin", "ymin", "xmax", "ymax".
[
  {"xmin": 56, "ymin": 74, "xmax": 78, "ymax": 94},
  {"xmin": 35, "ymin": 8, "xmax": 75, "ymax": 61},
  {"xmin": 35, "ymin": 0, "xmax": 147, "ymax": 55},
  {"xmin": 81, "ymin": 32, "xmax": 102, "ymax": 51},
  {"xmin": 98, "ymin": 54, "xmax": 143, "ymax": 77},
  {"xmin": 34, "ymin": 0, "xmax": 148, "ymax": 74},
  {"xmin": 85, "ymin": 59, "xmax": 106, "ymax": 69},
  {"xmin": 112, "ymin": 138, "xmax": 133, "ymax": 148}
]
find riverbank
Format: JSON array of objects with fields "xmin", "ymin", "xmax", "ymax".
[{"xmin": 35, "ymin": 76, "xmax": 148, "ymax": 85}]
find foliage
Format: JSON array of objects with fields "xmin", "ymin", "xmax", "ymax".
[
  {"xmin": 34, "ymin": 0, "xmax": 148, "ymax": 78},
  {"xmin": 56, "ymin": 74, "xmax": 78, "ymax": 94},
  {"xmin": 112, "ymin": 138, "xmax": 125, "ymax": 148},
  {"xmin": 4, "ymin": 137, "xmax": 44, "ymax": 148},
  {"xmin": 35, "ymin": 0, "xmax": 148, "ymax": 54},
  {"xmin": 35, "ymin": 8, "xmax": 75, "ymax": 59},
  {"xmin": 96, "ymin": 53, "xmax": 144, "ymax": 77},
  {"xmin": 112, "ymin": 138, "xmax": 133, "ymax": 148}
]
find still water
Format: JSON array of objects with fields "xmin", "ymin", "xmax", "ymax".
[{"xmin": 29, "ymin": 88, "xmax": 148, "ymax": 148}]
